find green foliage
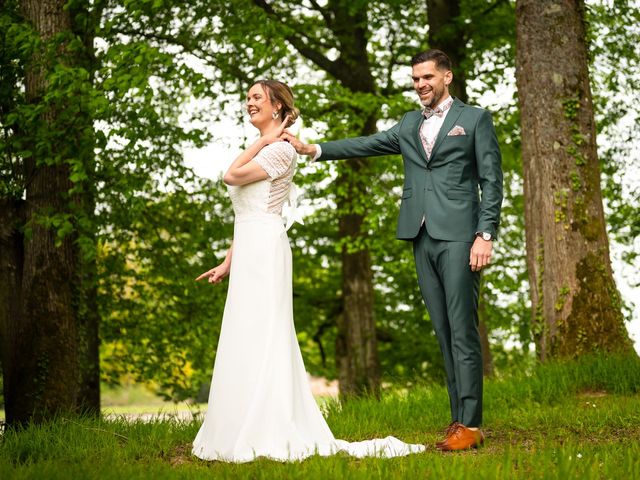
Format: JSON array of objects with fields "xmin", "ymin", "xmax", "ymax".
[
  {"xmin": 92, "ymin": 2, "xmax": 237, "ymax": 399},
  {"xmin": 15, "ymin": 0, "xmax": 523, "ymax": 398},
  {"xmin": 98, "ymin": 183, "xmax": 234, "ymax": 400},
  {"xmin": 1, "ymin": 3, "xmax": 94, "ymax": 247}
]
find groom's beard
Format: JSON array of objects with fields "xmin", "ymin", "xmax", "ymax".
[{"xmin": 419, "ymin": 87, "xmax": 445, "ymax": 109}]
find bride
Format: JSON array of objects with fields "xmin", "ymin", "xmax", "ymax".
[{"xmin": 192, "ymin": 80, "xmax": 425, "ymax": 462}]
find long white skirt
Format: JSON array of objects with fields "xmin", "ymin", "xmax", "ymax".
[{"xmin": 192, "ymin": 213, "xmax": 425, "ymax": 462}]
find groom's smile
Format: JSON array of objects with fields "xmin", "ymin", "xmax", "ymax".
[{"xmin": 418, "ymin": 89, "xmax": 434, "ymax": 102}]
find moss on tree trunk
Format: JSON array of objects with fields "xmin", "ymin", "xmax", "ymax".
[{"xmin": 515, "ymin": 0, "xmax": 632, "ymax": 359}]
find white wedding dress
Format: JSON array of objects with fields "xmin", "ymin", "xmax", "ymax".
[{"xmin": 192, "ymin": 142, "xmax": 425, "ymax": 462}]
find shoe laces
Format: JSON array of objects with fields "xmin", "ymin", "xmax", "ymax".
[
  {"xmin": 445, "ymin": 421, "xmax": 462, "ymax": 435},
  {"xmin": 450, "ymin": 424, "xmax": 466, "ymax": 438}
]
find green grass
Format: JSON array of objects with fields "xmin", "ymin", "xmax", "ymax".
[
  {"xmin": 100, "ymin": 382, "xmax": 202, "ymax": 419},
  {"xmin": 101, "ymin": 382, "xmax": 172, "ymax": 408},
  {"xmin": 1, "ymin": 354, "xmax": 639, "ymax": 479}
]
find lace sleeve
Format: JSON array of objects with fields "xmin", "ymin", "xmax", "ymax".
[{"xmin": 253, "ymin": 142, "xmax": 296, "ymax": 179}]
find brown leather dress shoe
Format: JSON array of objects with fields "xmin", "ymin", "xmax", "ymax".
[
  {"xmin": 436, "ymin": 424, "xmax": 484, "ymax": 451},
  {"xmin": 435, "ymin": 421, "xmax": 461, "ymax": 447}
]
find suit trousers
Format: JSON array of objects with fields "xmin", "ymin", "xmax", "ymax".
[{"xmin": 413, "ymin": 225, "xmax": 483, "ymax": 427}]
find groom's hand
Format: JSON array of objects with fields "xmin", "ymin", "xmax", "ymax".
[
  {"xmin": 470, "ymin": 237, "xmax": 492, "ymax": 272},
  {"xmin": 281, "ymin": 131, "xmax": 317, "ymax": 157}
]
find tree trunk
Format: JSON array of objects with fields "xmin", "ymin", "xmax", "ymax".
[
  {"xmin": 76, "ymin": 259, "xmax": 100, "ymax": 415},
  {"xmin": 515, "ymin": 0, "xmax": 632, "ymax": 359},
  {"xmin": 426, "ymin": 0, "xmax": 469, "ymax": 103},
  {"xmin": 0, "ymin": 199, "xmax": 25, "ymax": 426},
  {"xmin": 1, "ymin": 0, "xmax": 83, "ymax": 427},
  {"xmin": 335, "ymin": 208, "xmax": 381, "ymax": 397}
]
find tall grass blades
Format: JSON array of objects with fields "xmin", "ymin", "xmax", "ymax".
[{"xmin": 1, "ymin": 354, "xmax": 639, "ymax": 479}]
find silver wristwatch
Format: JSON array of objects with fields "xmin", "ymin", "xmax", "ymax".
[{"xmin": 476, "ymin": 231, "xmax": 492, "ymax": 241}]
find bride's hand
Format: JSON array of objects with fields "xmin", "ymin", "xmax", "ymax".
[
  {"xmin": 195, "ymin": 262, "xmax": 230, "ymax": 284},
  {"xmin": 262, "ymin": 115, "xmax": 291, "ymax": 145}
]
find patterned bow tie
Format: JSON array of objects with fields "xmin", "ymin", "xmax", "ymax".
[
  {"xmin": 422, "ymin": 107, "xmax": 444, "ymax": 119},
  {"xmin": 422, "ymin": 97, "xmax": 453, "ymax": 119}
]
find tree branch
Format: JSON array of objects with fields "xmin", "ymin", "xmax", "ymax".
[
  {"xmin": 481, "ymin": 0, "xmax": 510, "ymax": 17},
  {"xmin": 308, "ymin": 0, "xmax": 333, "ymax": 28},
  {"xmin": 384, "ymin": 30, "xmax": 398, "ymax": 93},
  {"xmin": 252, "ymin": 0, "xmax": 343, "ymax": 80},
  {"xmin": 109, "ymin": 27, "xmax": 254, "ymax": 81}
]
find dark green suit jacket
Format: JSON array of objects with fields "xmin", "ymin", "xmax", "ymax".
[{"xmin": 319, "ymin": 98, "xmax": 503, "ymax": 242}]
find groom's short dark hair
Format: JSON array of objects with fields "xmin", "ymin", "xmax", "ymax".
[{"xmin": 411, "ymin": 49, "xmax": 452, "ymax": 71}]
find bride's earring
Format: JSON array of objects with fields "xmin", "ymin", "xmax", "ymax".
[{"xmin": 272, "ymin": 111, "xmax": 279, "ymax": 119}]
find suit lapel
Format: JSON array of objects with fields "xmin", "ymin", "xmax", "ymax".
[
  {"xmin": 428, "ymin": 98, "xmax": 464, "ymax": 163},
  {"xmin": 412, "ymin": 112, "xmax": 429, "ymax": 164}
]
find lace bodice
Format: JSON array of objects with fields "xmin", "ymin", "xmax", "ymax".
[{"xmin": 228, "ymin": 142, "xmax": 297, "ymax": 216}]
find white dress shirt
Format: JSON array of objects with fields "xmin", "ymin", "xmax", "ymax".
[{"xmin": 419, "ymin": 95, "xmax": 454, "ymax": 159}]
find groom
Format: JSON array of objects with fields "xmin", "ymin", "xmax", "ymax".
[{"xmin": 283, "ymin": 49, "xmax": 503, "ymax": 450}]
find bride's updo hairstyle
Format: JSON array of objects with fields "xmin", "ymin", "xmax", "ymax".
[{"xmin": 252, "ymin": 80, "xmax": 299, "ymax": 128}]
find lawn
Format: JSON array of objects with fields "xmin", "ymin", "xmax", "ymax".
[{"xmin": 1, "ymin": 355, "xmax": 639, "ymax": 479}]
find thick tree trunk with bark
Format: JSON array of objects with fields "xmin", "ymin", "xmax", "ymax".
[
  {"xmin": 77, "ymin": 260, "xmax": 100, "ymax": 415},
  {"xmin": 0, "ymin": 199, "xmax": 26, "ymax": 425},
  {"xmin": 0, "ymin": 0, "xmax": 89, "ymax": 427},
  {"xmin": 335, "ymin": 203, "xmax": 380, "ymax": 396},
  {"xmin": 515, "ymin": 0, "xmax": 632, "ymax": 359}
]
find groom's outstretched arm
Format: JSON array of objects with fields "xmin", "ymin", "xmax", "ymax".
[
  {"xmin": 282, "ymin": 120, "xmax": 402, "ymax": 161},
  {"xmin": 319, "ymin": 121, "xmax": 402, "ymax": 160}
]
